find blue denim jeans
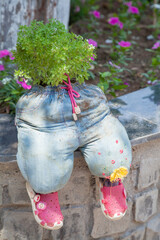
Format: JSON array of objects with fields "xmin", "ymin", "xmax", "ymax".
[{"xmin": 16, "ymin": 83, "xmax": 132, "ymax": 194}]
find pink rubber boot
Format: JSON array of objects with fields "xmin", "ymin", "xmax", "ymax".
[
  {"xmin": 26, "ymin": 182, "xmax": 63, "ymax": 230},
  {"xmin": 99, "ymin": 179, "xmax": 127, "ymax": 220}
]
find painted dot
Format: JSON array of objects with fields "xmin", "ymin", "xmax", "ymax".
[
  {"xmin": 120, "ymin": 149, "xmax": 123, "ymax": 154},
  {"xmin": 130, "ymin": 164, "xmax": 131, "ymax": 167},
  {"xmin": 125, "ymin": 158, "xmax": 127, "ymax": 160},
  {"xmin": 111, "ymin": 160, "xmax": 115, "ymax": 164},
  {"xmin": 98, "ymin": 152, "xmax": 101, "ymax": 155},
  {"xmin": 35, "ymin": 210, "xmax": 38, "ymax": 215},
  {"xmin": 102, "ymin": 173, "xmax": 105, "ymax": 176},
  {"xmin": 116, "ymin": 140, "xmax": 118, "ymax": 144},
  {"xmin": 40, "ymin": 221, "xmax": 45, "ymax": 226}
]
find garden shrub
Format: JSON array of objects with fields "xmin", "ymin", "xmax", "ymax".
[{"xmin": 13, "ymin": 18, "xmax": 95, "ymax": 86}]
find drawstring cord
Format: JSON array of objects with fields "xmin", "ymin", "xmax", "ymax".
[{"xmin": 61, "ymin": 73, "xmax": 81, "ymax": 121}]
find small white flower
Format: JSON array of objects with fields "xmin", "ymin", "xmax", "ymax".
[
  {"xmin": 2, "ymin": 77, "xmax": 12, "ymax": 84},
  {"xmin": 105, "ymin": 39, "xmax": 113, "ymax": 44},
  {"xmin": 147, "ymin": 35, "xmax": 154, "ymax": 40},
  {"xmin": 151, "ymin": 4, "xmax": 160, "ymax": 9}
]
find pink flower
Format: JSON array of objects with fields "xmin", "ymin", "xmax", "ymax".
[
  {"xmin": 128, "ymin": 6, "xmax": 139, "ymax": 14},
  {"xmin": 108, "ymin": 17, "xmax": 119, "ymax": 25},
  {"xmin": 124, "ymin": 2, "xmax": 132, "ymax": 7},
  {"xmin": 0, "ymin": 49, "xmax": 14, "ymax": 60},
  {"xmin": 124, "ymin": 82, "xmax": 130, "ymax": 86},
  {"xmin": 108, "ymin": 17, "xmax": 123, "ymax": 29},
  {"xmin": 0, "ymin": 65, "xmax": 4, "ymax": 71},
  {"xmin": 10, "ymin": 53, "xmax": 15, "ymax": 60},
  {"xmin": 0, "ymin": 50, "xmax": 10, "ymax": 58},
  {"xmin": 118, "ymin": 41, "xmax": 131, "ymax": 47},
  {"xmin": 17, "ymin": 78, "xmax": 32, "ymax": 90},
  {"xmin": 91, "ymin": 54, "xmax": 95, "ymax": 61},
  {"xmin": 152, "ymin": 42, "xmax": 160, "ymax": 49},
  {"xmin": 90, "ymin": 10, "xmax": 101, "ymax": 19},
  {"xmin": 74, "ymin": 5, "xmax": 80, "ymax": 13},
  {"xmin": 88, "ymin": 39, "xmax": 98, "ymax": 47},
  {"xmin": 118, "ymin": 22, "xmax": 123, "ymax": 29}
]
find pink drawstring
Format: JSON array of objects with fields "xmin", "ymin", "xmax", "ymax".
[{"xmin": 61, "ymin": 73, "xmax": 81, "ymax": 121}]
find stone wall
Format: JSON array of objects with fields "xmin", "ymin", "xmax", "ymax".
[{"xmin": 0, "ymin": 138, "xmax": 160, "ymax": 240}]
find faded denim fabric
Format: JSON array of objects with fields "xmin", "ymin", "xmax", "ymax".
[{"xmin": 16, "ymin": 83, "xmax": 132, "ymax": 194}]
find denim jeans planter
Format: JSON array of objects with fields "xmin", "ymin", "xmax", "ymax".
[{"xmin": 16, "ymin": 83, "xmax": 132, "ymax": 194}]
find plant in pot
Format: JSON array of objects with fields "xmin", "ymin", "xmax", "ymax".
[{"xmin": 14, "ymin": 18, "xmax": 132, "ymax": 230}]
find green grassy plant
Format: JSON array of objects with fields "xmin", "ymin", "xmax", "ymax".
[{"xmin": 13, "ymin": 19, "xmax": 95, "ymax": 86}]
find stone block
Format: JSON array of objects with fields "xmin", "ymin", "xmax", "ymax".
[
  {"xmin": 135, "ymin": 188, "xmax": 158, "ymax": 223},
  {"xmin": 146, "ymin": 214, "xmax": 160, "ymax": 240},
  {"xmin": 58, "ymin": 167, "xmax": 92, "ymax": 205},
  {"xmin": 0, "ymin": 169, "xmax": 30, "ymax": 205},
  {"xmin": 0, "ymin": 209, "xmax": 43, "ymax": 240},
  {"xmin": 0, "ymin": 185, "xmax": 3, "ymax": 205},
  {"xmin": 131, "ymin": 139, "xmax": 160, "ymax": 170},
  {"xmin": 131, "ymin": 169, "xmax": 138, "ymax": 188},
  {"xmin": 91, "ymin": 202, "xmax": 132, "ymax": 239},
  {"xmin": 97, "ymin": 238, "xmax": 114, "ymax": 240},
  {"xmin": 138, "ymin": 153, "xmax": 160, "ymax": 190},
  {"xmin": 51, "ymin": 206, "xmax": 91, "ymax": 240},
  {"xmin": 120, "ymin": 226, "xmax": 145, "ymax": 240},
  {"xmin": 0, "ymin": 114, "xmax": 17, "ymax": 158},
  {"xmin": 8, "ymin": 174, "xmax": 30, "ymax": 205}
]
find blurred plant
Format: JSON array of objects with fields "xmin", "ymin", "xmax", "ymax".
[
  {"xmin": 98, "ymin": 61, "xmax": 128, "ymax": 97},
  {"xmin": 150, "ymin": 2, "xmax": 160, "ymax": 38},
  {"xmin": 0, "ymin": 50, "xmax": 15, "ymax": 81},
  {"xmin": 108, "ymin": 15, "xmax": 129, "ymax": 43},
  {"xmin": 69, "ymin": 0, "xmax": 97, "ymax": 24},
  {"xmin": 108, "ymin": 17, "xmax": 123, "ymax": 29},
  {"xmin": 142, "ymin": 41, "xmax": 160, "ymax": 84},
  {"xmin": 87, "ymin": 38, "xmax": 98, "ymax": 79},
  {"xmin": 0, "ymin": 50, "xmax": 26, "ymax": 114},
  {"xmin": 87, "ymin": 9, "xmax": 101, "ymax": 36},
  {"xmin": 116, "ymin": 1, "xmax": 141, "ymax": 31}
]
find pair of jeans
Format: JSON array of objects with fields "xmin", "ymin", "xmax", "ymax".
[{"xmin": 16, "ymin": 83, "xmax": 132, "ymax": 194}]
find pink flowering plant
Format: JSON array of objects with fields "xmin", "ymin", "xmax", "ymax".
[
  {"xmin": 109, "ymin": 40, "xmax": 132, "ymax": 67},
  {"xmin": 142, "ymin": 41, "xmax": 160, "ymax": 84},
  {"xmin": 87, "ymin": 8, "xmax": 101, "ymax": 35},
  {"xmin": 0, "ymin": 50, "xmax": 15, "ymax": 81},
  {"xmin": 108, "ymin": 15, "xmax": 130, "ymax": 45},
  {"xmin": 0, "ymin": 49, "xmax": 26, "ymax": 113},
  {"xmin": 116, "ymin": 1, "xmax": 141, "ymax": 31}
]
